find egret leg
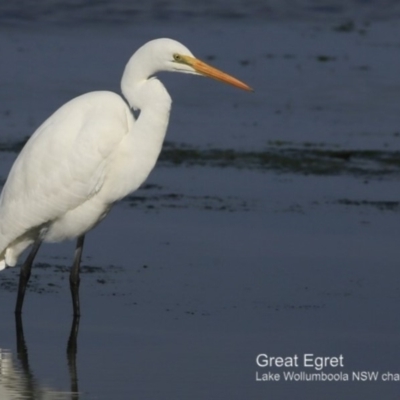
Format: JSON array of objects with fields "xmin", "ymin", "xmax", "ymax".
[
  {"xmin": 15, "ymin": 237, "xmax": 43, "ymax": 315},
  {"xmin": 70, "ymin": 235, "xmax": 85, "ymax": 317},
  {"xmin": 67, "ymin": 316, "xmax": 80, "ymax": 399},
  {"xmin": 15, "ymin": 314, "xmax": 35, "ymax": 394}
]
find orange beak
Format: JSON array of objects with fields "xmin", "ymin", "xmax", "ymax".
[{"xmin": 182, "ymin": 56, "xmax": 253, "ymax": 92}]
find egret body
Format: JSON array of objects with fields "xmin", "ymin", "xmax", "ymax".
[{"xmin": 0, "ymin": 38, "xmax": 252, "ymax": 316}]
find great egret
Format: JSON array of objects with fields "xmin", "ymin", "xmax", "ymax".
[{"xmin": 0, "ymin": 38, "xmax": 252, "ymax": 316}]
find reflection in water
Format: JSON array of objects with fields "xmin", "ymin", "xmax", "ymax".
[
  {"xmin": 0, "ymin": 316, "xmax": 80, "ymax": 399},
  {"xmin": 67, "ymin": 317, "xmax": 80, "ymax": 400}
]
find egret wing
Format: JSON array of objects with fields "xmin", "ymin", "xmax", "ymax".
[{"xmin": 0, "ymin": 91, "xmax": 132, "ymax": 256}]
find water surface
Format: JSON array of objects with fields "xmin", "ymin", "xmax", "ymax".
[{"xmin": 0, "ymin": 6, "xmax": 400, "ymax": 399}]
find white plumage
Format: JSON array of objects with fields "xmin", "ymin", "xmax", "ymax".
[
  {"xmin": 0, "ymin": 92, "xmax": 132, "ymax": 267},
  {"xmin": 0, "ymin": 38, "xmax": 251, "ymax": 315}
]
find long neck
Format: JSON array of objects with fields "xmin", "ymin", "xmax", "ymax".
[
  {"xmin": 129, "ymin": 79, "xmax": 171, "ymax": 164},
  {"xmin": 121, "ymin": 49, "xmax": 172, "ymax": 142},
  {"xmin": 119, "ymin": 52, "xmax": 172, "ymax": 190},
  {"xmin": 121, "ymin": 45, "xmax": 172, "ymax": 111}
]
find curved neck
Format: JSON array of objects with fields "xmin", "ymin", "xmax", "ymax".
[
  {"xmin": 121, "ymin": 45, "xmax": 172, "ymax": 111},
  {"xmin": 120, "ymin": 48, "xmax": 173, "ymax": 138},
  {"xmin": 119, "ymin": 51, "xmax": 172, "ymax": 187},
  {"xmin": 121, "ymin": 66, "xmax": 172, "ymax": 154}
]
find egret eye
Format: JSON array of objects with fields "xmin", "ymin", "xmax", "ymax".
[{"xmin": 173, "ymin": 53, "xmax": 183, "ymax": 62}]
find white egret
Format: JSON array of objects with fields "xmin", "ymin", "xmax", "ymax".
[{"xmin": 0, "ymin": 38, "xmax": 252, "ymax": 316}]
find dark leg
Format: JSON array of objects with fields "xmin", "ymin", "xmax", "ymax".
[
  {"xmin": 67, "ymin": 315, "xmax": 80, "ymax": 399},
  {"xmin": 15, "ymin": 314, "xmax": 35, "ymax": 394},
  {"xmin": 15, "ymin": 237, "xmax": 43, "ymax": 315},
  {"xmin": 70, "ymin": 235, "xmax": 85, "ymax": 317}
]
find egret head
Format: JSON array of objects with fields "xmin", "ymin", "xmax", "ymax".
[
  {"xmin": 126, "ymin": 38, "xmax": 253, "ymax": 92},
  {"xmin": 165, "ymin": 39, "xmax": 253, "ymax": 91}
]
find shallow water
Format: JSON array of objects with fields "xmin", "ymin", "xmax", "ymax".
[
  {"xmin": 0, "ymin": 7, "xmax": 400, "ymax": 400},
  {"xmin": 1, "ymin": 0, "xmax": 400, "ymax": 23}
]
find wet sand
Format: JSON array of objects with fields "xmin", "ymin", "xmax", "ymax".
[{"xmin": 0, "ymin": 16, "xmax": 400, "ymax": 400}]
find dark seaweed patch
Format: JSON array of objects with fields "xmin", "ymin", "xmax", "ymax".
[
  {"xmin": 333, "ymin": 20, "xmax": 355, "ymax": 32},
  {"xmin": 159, "ymin": 141, "xmax": 400, "ymax": 177},
  {"xmin": 0, "ymin": 136, "xmax": 29, "ymax": 153},
  {"xmin": 126, "ymin": 192, "xmax": 251, "ymax": 212},
  {"xmin": 336, "ymin": 199, "xmax": 400, "ymax": 211},
  {"xmin": 0, "ymin": 263, "xmax": 124, "ymax": 294}
]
